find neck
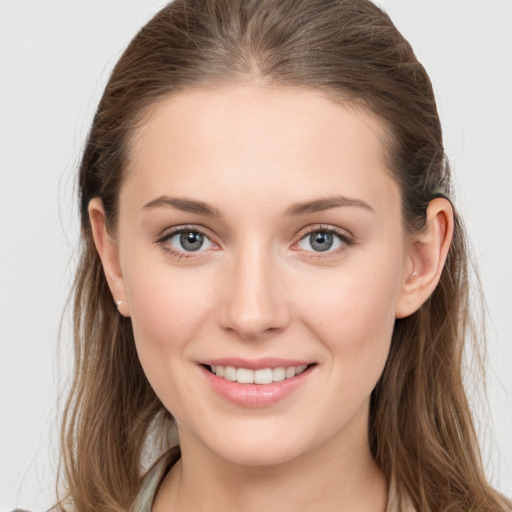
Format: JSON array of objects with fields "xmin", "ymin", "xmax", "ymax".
[{"xmin": 153, "ymin": 408, "xmax": 387, "ymax": 512}]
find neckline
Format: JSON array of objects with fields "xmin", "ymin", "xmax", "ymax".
[{"xmin": 132, "ymin": 447, "xmax": 409, "ymax": 512}]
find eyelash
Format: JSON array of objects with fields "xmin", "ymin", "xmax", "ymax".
[
  {"xmin": 292, "ymin": 224, "xmax": 354, "ymax": 259},
  {"xmin": 156, "ymin": 225, "xmax": 216, "ymax": 260},
  {"xmin": 156, "ymin": 224, "xmax": 354, "ymax": 260}
]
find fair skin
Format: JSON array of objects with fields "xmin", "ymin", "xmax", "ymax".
[{"xmin": 90, "ymin": 85, "xmax": 453, "ymax": 511}]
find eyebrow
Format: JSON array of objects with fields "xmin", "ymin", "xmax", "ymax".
[
  {"xmin": 142, "ymin": 194, "xmax": 373, "ymax": 218},
  {"xmin": 142, "ymin": 196, "xmax": 223, "ymax": 218},
  {"xmin": 283, "ymin": 195, "xmax": 374, "ymax": 217}
]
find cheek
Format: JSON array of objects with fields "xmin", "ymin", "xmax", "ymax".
[
  {"xmin": 123, "ymin": 263, "xmax": 220, "ymax": 422},
  {"xmin": 123, "ymin": 258, "xmax": 214, "ymax": 373},
  {"xmin": 302, "ymin": 246, "xmax": 404, "ymax": 383}
]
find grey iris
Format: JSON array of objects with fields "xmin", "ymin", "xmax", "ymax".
[
  {"xmin": 180, "ymin": 231, "xmax": 204, "ymax": 251},
  {"xmin": 310, "ymin": 231, "xmax": 333, "ymax": 252}
]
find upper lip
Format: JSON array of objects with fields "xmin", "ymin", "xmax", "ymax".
[{"xmin": 199, "ymin": 357, "xmax": 314, "ymax": 370}]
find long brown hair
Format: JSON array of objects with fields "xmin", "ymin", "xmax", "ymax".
[{"xmin": 56, "ymin": 1, "xmax": 510, "ymax": 510}]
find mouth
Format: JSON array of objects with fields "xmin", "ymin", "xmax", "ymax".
[
  {"xmin": 199, "ymin": 359, "xmax": 317, "ymax": 408},
  {"xmin": 198, "ymin": 358, "xmax": 317, "ymax": 407},
  {"xmin": 203, "ymin": 363, "xmax": 312, "ymax": 384}
]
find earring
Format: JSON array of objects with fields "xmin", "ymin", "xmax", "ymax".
[{"xmin": 115, "ymin": 300, "xmax": 122, "ymax": 308}]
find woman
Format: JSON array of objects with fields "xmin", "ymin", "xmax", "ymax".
[{"xmin": 53, "ymin": 0, "xmax": 510, "ymax": 510}]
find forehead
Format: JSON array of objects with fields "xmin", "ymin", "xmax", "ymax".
[{"xmin": 123, "ymin": 85, "xmax": 400, "ymax": 218}]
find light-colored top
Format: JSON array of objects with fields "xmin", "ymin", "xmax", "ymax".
[
  {"xmin": 131, "ymin": 448, "xmax": 414, "ymax": 512},
  {"xmin": 131, "ymin": 447, "xmax": 181, "ymax": 512}
]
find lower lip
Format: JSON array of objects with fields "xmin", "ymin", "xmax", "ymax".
[{"xmin": 199, "ymin": 365, "xmax": 315, "ymax": 408}]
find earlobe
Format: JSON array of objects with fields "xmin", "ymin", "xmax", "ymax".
[
  {"xmin": 88, "ymin": 198, "xmax": 130, "ymax": 317},
  {"xmin": 395, "ymin": 198, "xmax": 454, "ymax": 319}
]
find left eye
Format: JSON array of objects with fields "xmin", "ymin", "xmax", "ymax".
[
  {"xmin": 297, "ymin": 230, "xmax": 346, "ymax": 252},
  {"xmin": 166, "ymin": 230, "xmax": 215, "ymax": 252}
]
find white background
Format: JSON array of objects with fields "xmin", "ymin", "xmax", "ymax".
[{"xmin": 1, "ymin": 1, "xmax": 511, "ymax": 509}]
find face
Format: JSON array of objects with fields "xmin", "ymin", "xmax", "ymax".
[{"xmin": 109, "ymin": 85, "xmax": 413, "ymax": 465}]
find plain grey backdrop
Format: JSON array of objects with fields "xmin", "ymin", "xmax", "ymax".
[{"xmin": 1, "ymin": 1, "xmax": 511, "ymax": 509}]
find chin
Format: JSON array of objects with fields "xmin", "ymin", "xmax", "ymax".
[
  {"xmin": 197, "ymin": 424, "xmax": 317, "ymax": 467},
  {"xmin": 216, "ymin": 442, "xmax": 304, "ymax": 467}
]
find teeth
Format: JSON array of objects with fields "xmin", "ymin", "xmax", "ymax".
[
  {"xmin": 285, "ymin": 366, "xmax": 296, "ymax": 379},
  {"xmin": 254, "ymin": 368, "xmax": 273, "ymax": 384},
  {"xmin": 224, "ymin": 366, "xmax": 237, "ymax": 381},
  {"xmin": 272, "ymin": 367, "xmax": 286, "ymax": 382},
  {"xmin": 237, "ymin": 368, "xmax": 254, "ymax": 384},
  {"xmin": 210, "ymin": 364, "xmax": 309, "ymax": 384}
]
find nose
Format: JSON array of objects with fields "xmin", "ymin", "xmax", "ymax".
[{"xmin": 217, "ymin": 244, "xmax": 291, "ymax": 340}]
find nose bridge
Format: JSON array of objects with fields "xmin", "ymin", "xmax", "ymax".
[{"xmin": 218, "ymin": 239, "xmax": 289, "ymax": 339}]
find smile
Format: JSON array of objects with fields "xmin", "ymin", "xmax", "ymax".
[
  {"xmin": 209, "ymin": 364, "xmax": 308, "ymax": 384},
  {"xmin": 200, "ymin": 359, "xmax": 316, "ymax": 407}
]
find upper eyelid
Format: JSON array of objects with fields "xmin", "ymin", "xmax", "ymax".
[
  {"xmin": 157, "ymin": 224, "xmax": 214, "ymax": 241},
  {"xmin": 295, "ymin": 224, "xmax": 354, "ymax": 241}
]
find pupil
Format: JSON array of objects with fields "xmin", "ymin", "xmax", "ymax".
[
  {"xmin": 311, "ymin": 231, "xmax": 333, "ymax": 252},
  {"xmin": 180, "ymin": 231, "xmax": 204, "ymax": 251}
]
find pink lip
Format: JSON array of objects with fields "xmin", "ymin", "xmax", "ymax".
[
  {"xmin": 198, "ymin": 361, "xmax": 316, "ymax": 408},
  {"xmin": 200, "ymin": 357, "xmax": 312, "ymax": 370}
]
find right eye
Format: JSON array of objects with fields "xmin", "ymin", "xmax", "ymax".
[{"xmin": 160, "ymin": 228, "xmax": 216, "ymax": 255}]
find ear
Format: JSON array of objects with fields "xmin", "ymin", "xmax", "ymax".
[
  {"xmin": 395, "ymin": 198, "xmax": 454, "ymax": 319},
  {"xmin": 88, "ymin": 198, "xmax": 130, "ymax": 317}
]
